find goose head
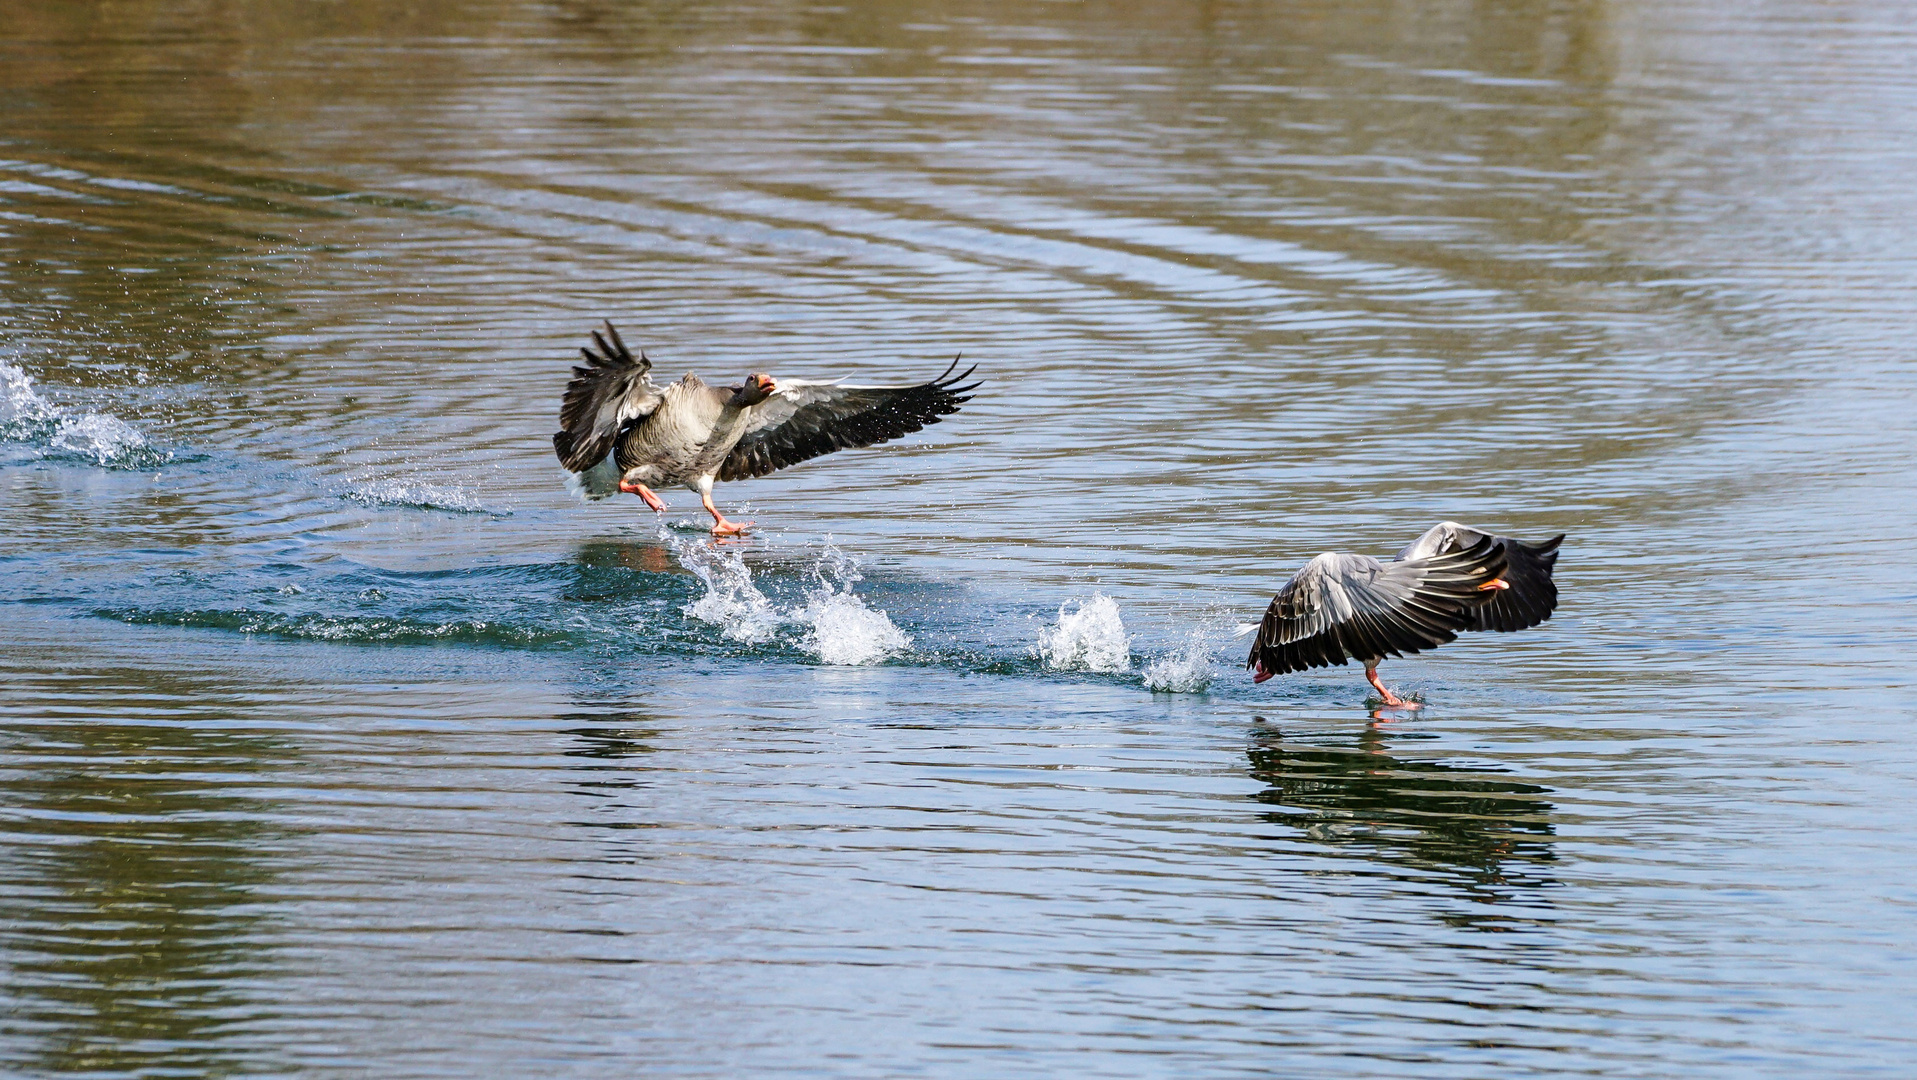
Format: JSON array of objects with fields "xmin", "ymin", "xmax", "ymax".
[{"xmin": 730, "ymin": 372, "xmax": 777, "ymax": 407}]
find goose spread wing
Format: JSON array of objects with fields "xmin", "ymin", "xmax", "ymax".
[
  {"xmin": 1394, "ymin": 523, "xmax": 1563, "ymax": 633},
  {"xmin": 552, "ymin": 322, "xmax": 664, "ymax": 473},
  {"xmin": 717, "ymin": 359, "xmax": 979, "ymax": 481},
  {"xmin": 1248, "ymin": 535, "xmax": 1506, "ymax": 676}
]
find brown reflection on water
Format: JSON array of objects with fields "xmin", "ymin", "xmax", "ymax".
[
  {"xmin": 0, "ymin": 673, "xmax": 296, "ymax": 1076},
  {"xmin": 1, "ymin": 5, "xmax": 296, "ymax": 389},
  {"xmin": 0, "ymin": 0, "xmax": 1733, "ymax": 512},
  {"xmin": 573, "ymin": 538, "xmax": 681, "ymax": 578}
]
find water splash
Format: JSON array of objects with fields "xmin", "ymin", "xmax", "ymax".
[
  {"xmin": 795, "ymin": 546, "xmax": 911, "ymax": 665},
  {"xmin": 0, "ymin": 362, "xmax": 58, "ymax": 427},
  {"xmin": 1142, "ymin": 623, "xmax": 1224, "ymax": 693},
  {"xmin": 50, "ymin": 412, "xmax": 151, "ymax": 464},
  {"xmin": 1035, "ymin": 594, "xmax": 1132, "ymax": 673},
  {"xmin": 672, "ymin": 537, "xmax": 910, "ymax": 665},
  {"xmin": 2, "ymin": 360, "xmax": 158, "ymax": 466},
  {"xmin": 678, "ymin": 542, "xmax": 785, "ymax": 646}
]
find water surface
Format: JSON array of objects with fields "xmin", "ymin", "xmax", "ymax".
[{"xmin": 4, "ymin": 1, "xmax": 1916, "ymax": 1075}]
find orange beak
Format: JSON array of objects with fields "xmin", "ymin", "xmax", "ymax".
[{"xmin": 1478, "ymin": 578, "xmax": 1511, "ymax": 591}]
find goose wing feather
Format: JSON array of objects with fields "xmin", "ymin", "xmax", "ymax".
[
  {"xmin": 1247, "ymin": 535, "xmax": 1507, "ymax": 677},
  {"xmin": 1465, "ymin": 533, "xmax": 1562, "ymax": 632},
  {"xmin": 717, "ymin": 359, "xmax": 979, "ymax": 482},
  {"xmin": 1395, "ymin": 522, "xmax": 1562, "ymax": 633},
  {"xmin": 553, "ymin": 322, "xmax": 664, "ymax": 473}
]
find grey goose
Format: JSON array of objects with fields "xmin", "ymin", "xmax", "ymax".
[
  {"xmin": 1247, "ymin": 523, "xmax": 1563, "ymax": 707},
  {"xmin": 553, "ymin": 323, "xmax": 978, "ymax": 535}
]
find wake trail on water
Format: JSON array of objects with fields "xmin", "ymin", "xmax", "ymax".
[
  {"xmin": 0, "ymin": 363, "xmax": 1236, "ymax": 691},
  {"xmin": 1, "ymin": 360, "xmax": 163, "ymax": 467},
  {"xmin": 340, "ymin": 473, "xmax": 507, "ymax": 516},
  {"xmin": 0, "ymin": 384, "xmax": 1238, "ymax": 686},
  {"xmin": 65, "ymin": 539, "xmax": 1242, "ymax": 691},
  {"xmin": 3, "ymin": 359, "xmax": 502, "ymax": 516}
]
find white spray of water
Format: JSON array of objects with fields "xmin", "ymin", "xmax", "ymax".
[
  {"xmin": 678, "ymin": 542, "xmax": 785, "ymax": 645},
  {"xmin": 1, "ymin": 362, "xmax": 57, "ymax": 426},
  {"xmin": 50, "ymin": 413, "xmax": 148, "ymax": 463},
  {"xmin": 1142, "ymin": 623, "xmax": 1225, "ymax": 693},
  {"xmin": 1, "ymin": 360, "xmax": 153, "ymax": 465},
  {"xmin": 793, "ymin": 546, "xmax": 913, "ymax": 665},
  {"xmin": 1035, "ymin": 593, "xmax": 1132, "ymax": 673},
  {"xmin": 672, "ymin": 537, "xmax": 910, "ymax": 665}
]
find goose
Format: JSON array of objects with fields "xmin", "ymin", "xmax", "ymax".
[
  {"xmin": 1246, "ymin": 524, "xmax": 1564, "ymax": 707},
  {"xmin": 553, "ymin": 323, "xmax": 979, "ymax": 535}
]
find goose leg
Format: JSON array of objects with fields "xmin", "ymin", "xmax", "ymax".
[
  {"xmin": 700, "ymin": 491, "xmax": 750, "ymax": 536},
  {"xmin": 619, "ymin": 479, "xmax": 667, "ymax": 512},
  {"xmin": 1364, "ymin": 661, "xmax": 1419, "ymax": 709}
]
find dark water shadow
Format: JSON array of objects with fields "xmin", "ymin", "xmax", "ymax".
[
  {"xmin": 561, "ymin": 705, "xmax": 668, "ymax": 765},
  {"xmin": 1246, "ymin": 719, "xmax": 1558, "ymax": 927},
  {"xmin": 557, "ymin": 702, "xmax": 673, "ymax": 850}
]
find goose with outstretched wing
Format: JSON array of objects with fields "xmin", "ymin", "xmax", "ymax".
[
  {"xmin": 1247, "ymin": 524, "xmax": 1564, "ymax": 707},
  {"xmin": 553, "ymin": 322, "xmax": 978, "ymax": 535}
]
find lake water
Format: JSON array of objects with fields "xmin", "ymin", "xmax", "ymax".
[{"xmin": 4, "ymin": 1, "xmax": 1915, "ymax": 1075}]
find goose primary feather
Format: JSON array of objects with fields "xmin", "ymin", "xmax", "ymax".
[{"xmin": 552, "ymin": 322, "xmax": 978, "ymax": 534}]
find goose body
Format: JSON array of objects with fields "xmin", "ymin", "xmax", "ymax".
[
  {"xmin": 599, "ymin": 374, "xmax": 749, "ymax": 493},
  {"xmin": 553, "ymin": 323, "xmax": 978, "ymax": 534},
  {"xmin": 1247, "ymin": 523, "xmax": 1564, "ymax": 707}
]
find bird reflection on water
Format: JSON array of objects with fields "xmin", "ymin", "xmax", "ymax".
[
  {"xmin": 1246, "ymin": 719, "xmax": 1558, "ymax": 924},
  {"xmin": 562, "ymin": 706, "xmax": 667, "ymax": 765},
  {"xmin": 559, "ymin": 706, "xmax": 670, "ymax": 850},
  {"xmin": 572, "ymin": 538, "xmax": 680, "ymax": 579}
]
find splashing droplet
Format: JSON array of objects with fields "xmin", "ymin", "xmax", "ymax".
[
  {"xmin": 671, "ymin": 537, "xmax": 910, "ymax": 665},
  {"xmin": 1142, "ymin": 624, "xmax": 1221, "ymax": 693},
  {"xmin": 2, "ymin": 360, "xmax": 159, "ymax": 467},
  {"xmin": 1036, "ymin": 594, "xmax": 1132, "ymax": 673}
]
